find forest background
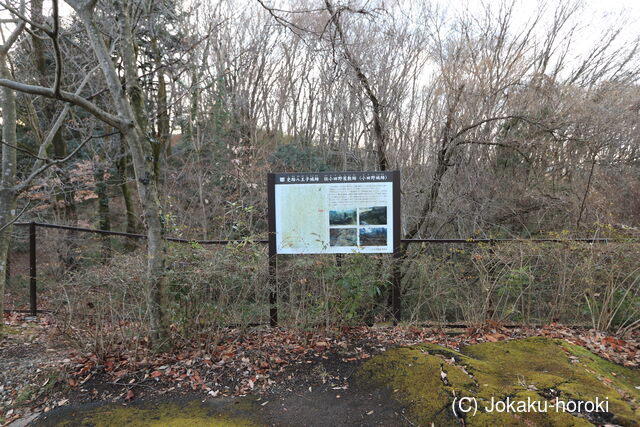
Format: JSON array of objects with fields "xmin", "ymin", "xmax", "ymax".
[{"xmin": 0, "ymin": 0, "xmax": 639, "ymax": 354}]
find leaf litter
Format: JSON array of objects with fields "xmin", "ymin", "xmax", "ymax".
[{"xmin": 1, "ymin": 312, "xmax": 638, "ymax": 426}]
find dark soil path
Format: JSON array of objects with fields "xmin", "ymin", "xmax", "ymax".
[{"xmin": 35, "ymin": 385, "xmax": 413, "ymax": 426}]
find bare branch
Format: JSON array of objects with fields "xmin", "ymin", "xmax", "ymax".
[
  {"xmin": 29, "ymin": 65, "xmax": 99, "ymax": 165},
  {"xmin": 0, "ymin": 20, "xmax": 25, "ymax": 55},
  {"xmin": 51, "ymin": 0, "xmax": 62, "ymax": 97},
  {"xmin": 0, "ymin": 1, "xmax": 47, "ymax": 33},
  {"xmin": 452, "ymin": 115, "xmax": 548, "ymax": 140},
  {"xmin": 323, "ymin": 0, "xmax": 388, "ymax": 170},
  {"xmin": 256, "ymin": 0, "xmax": 308, "ymax": 32},
  {"xmin": 16, "ymin": 131, "xmax": 118, "ymax": 192},
  {"xmin": 0, "ymin": 78, "xmax": 129, "ymax": 129},
  {"xmin": 455, "ymin": 140, "xmax": 532, "ymax": 164},
  {"xmin": 0, "ymin": 201, "xmax": 30, "ymax": 233},
  {"xmin": 0, "ymin": 136, "xmax": 43, "ymax": 159}
]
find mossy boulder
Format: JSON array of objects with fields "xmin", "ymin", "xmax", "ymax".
[{"xmin": 357, "ymin": 337, "xmax": 640, "ymax": 426}]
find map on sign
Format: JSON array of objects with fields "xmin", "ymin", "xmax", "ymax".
[{"xmin": 271, "ymin": 172, "xmax": 396, "ymax": 254}]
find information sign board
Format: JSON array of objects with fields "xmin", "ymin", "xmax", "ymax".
[{"xmin": 268, "ymin": 171, "xmax": 400, "ymax": 254}]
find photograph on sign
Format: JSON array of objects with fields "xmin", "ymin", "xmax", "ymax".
[
  {"xmin": 329, "ymin": 209, "xmax": 357, "ymax": 225},
  {"xmin": 273, "ymin": 172, "xmax": 395, "ymax": 254}
]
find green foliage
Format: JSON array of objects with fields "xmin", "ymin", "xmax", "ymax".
[
  {"xmin": 15, "ymin": 387, "xmax": 34, "ymax": 404},
  {"xmin": 46, "ymin": 235, "xmax": 639, "ymax": 356},
  {"xmin": 583, "ymin": 271, "xmax": 640, "ymax": 333},
  {"xmin": 222, "ymin": 201, "xmax": 258, "ymax": 238},
  {"xmin": 322, "ymin": 255, "xmax": 387, "ymax": 322},
  {"xmin": 164, "ymin": 241, "xmax": 267, "ymax": 334},
  {"xmin": 403, "ymin": 242, "xmax": 640, "ymax": 330},
  {"xmin": 497, "ymin": 266, "xmax": 532, "ymax": 297}
]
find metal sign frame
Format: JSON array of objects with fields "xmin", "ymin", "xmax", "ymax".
[{"xmin": 267, "ymin": 171, "xmax": 401, "ymax": 326}]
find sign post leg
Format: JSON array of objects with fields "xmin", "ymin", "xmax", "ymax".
[
  {"xmin": 268, "ymin": 253, "xmax": 277, "ymax": 327},
  {"xmin": 392, "ymin": 249, "xmax": 402, "ymax": 325},
  {"xmin": 392, "ymin": 170, "xmax": 402, "ymax": 325}
]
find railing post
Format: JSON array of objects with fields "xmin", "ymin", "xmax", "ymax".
[
  {"xmin": 392, "ymin": 170, "xmax": 402, "ymax": 325},
  {"xmin": 4, "ymin": 244, "xmax": 9, "ymax": 288},
  {"xmin": 267, "ymin": 174, "xmax": 278, "ymax": 327},
  {"xmin": 29, "ymin": 222, "xmax": 37, "ymax": 316}
]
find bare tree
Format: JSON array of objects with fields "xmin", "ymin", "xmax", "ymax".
[
  {"xmin": 0, "ymin": 1, "xmax": 26, "ymax": 334},
  {"xmin": 0, "ymin": 0, "xmax": 171, "ymax": 346},
  {"xmin": 1, "ymin": 0, "xmax": 97, "ymax": 332}
]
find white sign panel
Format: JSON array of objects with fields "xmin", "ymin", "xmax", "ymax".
[{"xmin": 271, "ymin": 172, "xmax": 396, "ymax": 254}]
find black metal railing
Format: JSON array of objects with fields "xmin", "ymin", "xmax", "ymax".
[{"xmin": 6, "ymin": 221, "xmax": 637, "ymax": 318}]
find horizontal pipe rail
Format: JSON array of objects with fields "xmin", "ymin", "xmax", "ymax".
[
  {"xmin": 13, "ymin": 222, "xmax": 638, "ymax": 245},
  {"xmin": 14, "ymin": 222, "xmax": 268, "ymax": 245},
  {"xmin": 6, "ymin": 221, "xmax": 638, "ymax": 323},
  {"xmin": 401, "ymin": 237, "xmax": 624, "ymax": 244},
  {"xmin": 3, "ymin": 309, "xmax": 51, "ymax": 314}
]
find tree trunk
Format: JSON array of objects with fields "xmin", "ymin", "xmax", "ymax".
[
  {"xmin": 118, "ymin": 5, "xmax": 169, "ymax": 348},
  {"xmin": 124, "ymin": 128, "xmax": 169, "ymax": 347},
  {"xmin": 0, "ymin": 52, "xmax": 19, "ymax": 336},
  {"xmin": 54, "ymin": 165, "xmax": 79, "ymax": 269},
  {"xmin": 74, "ymin": 3, "xmax": 170, "ymax": 347},
  {"xmin": 93, "ymin": 160, "xmax": 111, "ymax": 260},
  {"xmin": 116, "ymin": 136, "xmax": 139, "ymax": 238},
  {"xmin": 151, "ymin": 36, "xmax": 170, "ymax": 183},
  {"xmin": 324, "ymin": 0, "xmax": 388, "ymax": 171}
]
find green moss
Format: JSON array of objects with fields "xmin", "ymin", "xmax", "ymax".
[
  {"xmin": 358, "ymin": 346, "xmax": 474, "ymax": 424},
  {"xmin": 15, "ymin": 387, "xmax": 34, "ymax": 404},
  {"xmin": 59, "ymin": 401, "xmax": 263, "ymax": 427},
  {"xmin": 563, "ymin": 342, "xmax": 639, "ymax": 398},
  {"xmin": 467, "ymin": 390, "xmax": 592, "ymax": 427},
  {"xmin": 357, "ymin": 337, "xmax": 640, "ymax": 426},
  {"xmin": 1, "ymin": 325, "xmax": 22, "ymax": 335},
  {"xmin": 43, "ymin": 371, "xmax": 61, "ymax": 394}
]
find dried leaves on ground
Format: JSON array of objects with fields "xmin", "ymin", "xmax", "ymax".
[{"xmin": 1, "ymin": 312, "xmax": 638, "ymax": 426}]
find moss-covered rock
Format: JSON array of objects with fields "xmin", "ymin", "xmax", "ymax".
[
  {"xmin": 357, "ymin": 337, "xmax": 639, "ymax": 426},
  {"xmin": 56, "ymin": 401, "xmax": 263, "ymax": 427}
]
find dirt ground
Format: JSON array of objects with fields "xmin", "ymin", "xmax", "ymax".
[
  {"xmin": 1, "ymin": 312, "xmax": 638, "ymax": 426},
  {"xmin": 0, "ymin": 313, "xmax": 415, "ymax": 426},
  {"xmin": 36, "ymin": 385, "xmax": 413, "ymax": 426}
]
